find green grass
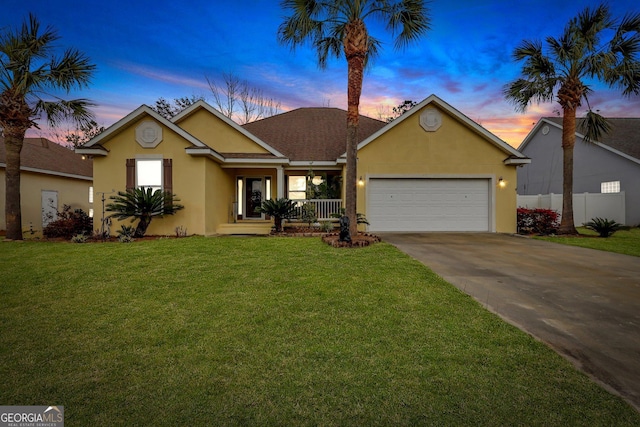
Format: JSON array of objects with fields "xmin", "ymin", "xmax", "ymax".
[
  {"xmin": 1, "ymin": 237, "xmax": 638, "ymax": 426},
  {"xmin": 536, "ymin": 227, "xmax": 640, "ymax": 257}
]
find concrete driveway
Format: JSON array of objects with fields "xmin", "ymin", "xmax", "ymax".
[{"xmin": 382, "ymin": 233, "xmax": 640, "ymax": 412}]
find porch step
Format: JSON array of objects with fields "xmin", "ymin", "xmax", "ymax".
[{"xmin": 216, "ymin": 221, "xmax": 273, "ymax": 235}]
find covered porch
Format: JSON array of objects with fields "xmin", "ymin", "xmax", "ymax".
[{"xmin": 216, "ymin": 166, "xmax": 343, "ymax": 235}]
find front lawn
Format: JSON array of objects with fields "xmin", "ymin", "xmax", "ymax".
[
  {"xmin": 1, "ymin": 237, "xmax": 638, "ymax": 425},
  {"xmin": 536, "ymin": 227, "xmax": 640, "ymax": 257}
]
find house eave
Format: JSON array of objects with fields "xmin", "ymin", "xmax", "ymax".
[
  {"xmin": 223, "ymin": 157, "xmax": 289, "ymax": 165},
  {"xmin": 75, "ymin": 147, "xmax": 109, "ymax": 156},
  {"xmin": 289, "ymin": 160, "xmax": 340, "ymax": 168},
  {"xmin": 185, "ymin": 147, "xmax": 225, "ymax": 162},
  {"xmin": 0, "ymin": 163, "xmax": 92, "ymax": 181},
  {"xmin": 504, "ymin": 158, "xmax": 531, "ymax": 165}
]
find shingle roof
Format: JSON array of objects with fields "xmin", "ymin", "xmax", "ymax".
[
  {"xmin": 0, "ymin": 137, "xmax": 92, "ymax": 178},
  {"xmin": 242, "ymin": 108, "xmax": 386, "ymax": 162},
  {"xmin": 545, "ymin": 117, "xmax": 640, "ymax": 160}
]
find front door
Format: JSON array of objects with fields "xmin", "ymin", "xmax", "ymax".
[{"xmin": 245, "ymin": 177, "xmax": 263, "ymax": 219}]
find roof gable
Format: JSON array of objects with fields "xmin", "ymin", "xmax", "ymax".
[
  {"xmin": 75, "ymin": 104, "xmax": 225, "ymax": 162},
  {"xmin": 173, "ymin": 101, "xmax": 285, "ymax": 158},
  {"xmin": 242, "ymin": 107, "xmax": 386, "ymax": 163},
  {"xmin": 1, "ymin": 137, "xmax": 92, "ymax": 179},
  {"xmin": 521, "ymin": 117, "xmax": 640, "ymax": 165},
  {"xmin": 354, "ymin": 94, "xmax": 528, "ymax": 163}
]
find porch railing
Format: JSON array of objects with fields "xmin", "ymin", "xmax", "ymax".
[{"xmin": 291, "ymin": 199, "xmax": 342, "ymax": 221}]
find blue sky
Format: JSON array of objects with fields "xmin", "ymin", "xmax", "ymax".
[{"xmin": 4, "ymin": 0, "xmax": 640, "ymax": 146}]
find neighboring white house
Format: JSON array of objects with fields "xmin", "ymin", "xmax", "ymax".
[{"xmin": 517, "ymin": 118, "xmax": 640, "ymax": 226}]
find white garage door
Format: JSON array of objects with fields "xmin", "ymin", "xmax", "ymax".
[{"xmin": 368, "ymin": 178, "xmax": 490, "ymax": 232}]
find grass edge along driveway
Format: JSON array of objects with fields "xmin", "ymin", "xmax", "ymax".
[
  {"xmin": 1, "ymin": 237, "xmax": 638, "ymax": 426},
  {"xmin": 536, "ymin": 227, "xmax": 640, "ymax": 257}
]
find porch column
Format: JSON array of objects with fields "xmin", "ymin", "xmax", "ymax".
[{"xmin": 277, "ymin": 166, "xmax": 284, "ymax": 198}]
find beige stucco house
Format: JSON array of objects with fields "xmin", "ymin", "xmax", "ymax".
[
  {"xmin": 76, "ymin": 94, "xmax": 529, "ymax": 235},
  {"xmin": 1, "ymin": 137, "xmax": 93, "ymax": 236}
]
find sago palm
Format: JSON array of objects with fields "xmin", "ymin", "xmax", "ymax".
[
  {"xmin": 106, "ymin": 188, "xmax": 184, "ymax": 237},
  {"xmin": 504, "ymin": 4, "xmax": 640, "ymax": 235},
  {"xmin": 278, "ymin": 0, "xmax": 431, "ymax": 235},
  {"xmin": 0, "ymin": 14, "xmax": 95, "ymax": 240},
  {"xmin": 257, "ymin": 198, "xmax": 298, "ymax": 232}
]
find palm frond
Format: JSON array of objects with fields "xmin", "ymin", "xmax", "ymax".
[
  {"xmin": 513, "ymin": 39, "xmax": 543, "ymax": 61},
  {"xmin": 503, "ymin": 78, "xmax": 555, "ymax": 113},
  {"xmin": 47, "ymin": 48, "xmax": 95, "ymax": 91},
  {"xmin": 385, "ymin": 0, "xmax": 432, "ymax": 50},
  {"xmin": 579, "ymin": 109, "xmax": 611, "ymax": 143},
  {"xmin": 33, "ymin": 98, "xmax": 96, "ymax": 128},
  {"xmin": 573, "ymin": 3, "xmax": 612, "ymax": 51}
]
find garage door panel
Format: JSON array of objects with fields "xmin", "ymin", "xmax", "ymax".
[{"xmin": 368, "ymin": 178, "xmax": 490, "ymax": 232}]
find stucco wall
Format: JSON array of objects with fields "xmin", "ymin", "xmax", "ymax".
[
  {"xmin": 518, "ymin": 124, "xmax": 640, "ymax": 226},
  {"xmin": 176, "ymin": 108, "xmax": 270, "ymax": 154},
  {"xmin": 0, "ymin": 169, "xmax": 92, "ymax": 236},
  {"xmin": 357, "ymin": 105, "xmax": 519, "ymax": 233},
  {"xmin": 93, "ymin": 115, "xmax": 210, "ymax": 236}
]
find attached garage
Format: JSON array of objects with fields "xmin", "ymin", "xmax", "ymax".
[{"xmin": 368, "ymin": 178, "xmax": 491, "ymax": 232}]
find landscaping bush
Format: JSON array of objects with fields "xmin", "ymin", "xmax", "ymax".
[
  {"xmin": 301, "ymin": 203, "xmax": 317, "ymax": 227},
  {"xmin": 583, "ymin": 217, "xmax": 622, "ymax": 238},
  {"xmin": 117, "ymin": 225, "xmax": 135, "ymax": 242},
  {"xmin": 43, "ymin": 205, "xmax": 93, "ymax": 239},
  {"xmin": 517, "ymin": 208, "xmax": 559, "ymax": 235}
]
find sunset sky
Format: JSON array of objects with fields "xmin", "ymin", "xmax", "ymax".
[{"xmin": 4, "ymin": 0, "xmax": 640, "ymax": 147}]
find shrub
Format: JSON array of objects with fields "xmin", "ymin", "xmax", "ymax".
[
  {"xmin": 117, "ymin": 225, "xmax": 135, "ymax": 242},
  {"xmin": 175, "ymin": 226, "xmax": 188, "ymax": 237},
  {"xmin": 517, "ymin": 208, "xmax": 559, "ymax": 235},
  {"xmin": 43, "ymin": 205, "xmax": 93, "ymax": 239},
  {"xmin": 583, "ymin": 217, "xmax": 622, "ymax": 238},
  {"xmin": 118, "ymin": 235, "xmax": 134, "ymax": 243},
  {"xmin": 301, "ymin": 203, "xmax": 317, "ymax": 227},
  {"xmin": 70, "ymin": 234, "xmax": 88, "ymax": 243},
  {"xmin": 319, "ymin": 220, "xmax": 334, "ymax": 232}
]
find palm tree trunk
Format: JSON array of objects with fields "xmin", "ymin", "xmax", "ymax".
[
  {"xmin": 559, "ymin": 109, "xmax": 578, "ymax": 235},
  {"xmin": 344, "ymin": 19, "xmax": 367, "ymax": 237},
  {"xmin": 3, "ymin": 132, "xmax": 25, "ymax": 240},
  {"xmin": 135, "ymin": 216, "xmax": 152, "ymax": 237}
]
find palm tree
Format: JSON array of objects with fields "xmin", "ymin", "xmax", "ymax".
[
  {"xmin": 106, "ymin": 188, "xmax": 184, "ymax": 238},
  {"xmin": 504, "ymin": 4, "xmax": 640, "ymax": 235},
  {"xmin": 278, "ymin": 0, "xmax": 431, "ymax": 236},
  {"xmin": 0, "ymin": 14, "xmax": 95, "ymax": 240}
]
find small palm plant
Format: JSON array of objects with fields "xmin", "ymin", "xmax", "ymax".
[
  {"xmin": 583, "ymin": 217, "xmax": 622, "ymax": 238},
  {"xmin": 257, "ymin": 198, "xmax": 298, "ymax": 232},
  {"xmin": 106, "ymin": 188, "xmax": 184, "ymax": 237},
  {"xmin": 330, "ymin": 208, "xmax": 369, "ymax": 225}
]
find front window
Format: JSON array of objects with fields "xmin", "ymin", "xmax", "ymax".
[
  {"xmin": 601, "ymin": 181, "xmax": 620, "ymax": 193},
  {"xmin": 137, "ymin": 159, "xmax": 162, "ymax": 192},
  {"xmin": 288, "ymin": 176, "xmax": 306, "ymax": 200}
]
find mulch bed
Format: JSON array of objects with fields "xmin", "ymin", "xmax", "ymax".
[
  {"xmin": 273, "ymin": 227, "xmax": 381, "ymax": 248},
  {"xmin": 321, "ymin": 232, "xmax": 381, "ymax": 248}
]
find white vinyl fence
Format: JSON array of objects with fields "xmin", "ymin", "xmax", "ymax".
[{"xmin": 517, "ymin": 192, "xmax": 626, "ymax": 226}]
